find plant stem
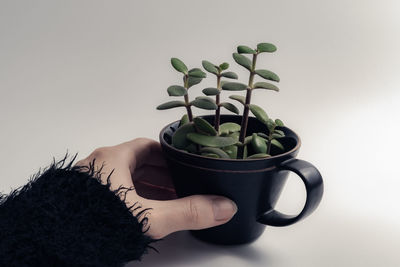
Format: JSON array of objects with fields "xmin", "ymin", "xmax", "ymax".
[
  {"xmin": 267, "ymin": 138, "xmax": 272, "ymax": 155},
  {"xmin": 237, "ymin": 53, "xmax": 258, "ymax": 159},
  {"xmin": 183, "ymin": 75, "xmax": 200, "ymax": 152},
  {"xmin": 248, "ymin": 54, "xmax": 257, "ymax": 88},
  {"xmin": 267, "ymin": 125, "xmax": 275, "ymax": 154},
  {"xmin": 237, "ymin": 89, "xmax": 252, "ymax": 158},
  {"xmin": 184, "ymin": 95, "xmax": 193, "ymax": 121},
  {"xmin": 214, "ymin": 75, "xmax": 221, "ymax": 132},
  {"xmin": 183, "ymin": 75, "xmax": 193, "ymax": 122}
]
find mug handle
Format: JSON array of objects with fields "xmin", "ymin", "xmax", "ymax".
[{"xmin": 257, "ymin": 158, "xmax": 324, "ymax": 226}]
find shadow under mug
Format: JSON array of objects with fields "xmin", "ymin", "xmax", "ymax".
[{"xmin": 159, "ymin": 115, "xmax": 324, "ymax": 245}]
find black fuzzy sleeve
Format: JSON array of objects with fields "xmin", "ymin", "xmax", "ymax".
[{"xmin": 0, "ymin": 154, "xmax": 156, "ymax": 267}]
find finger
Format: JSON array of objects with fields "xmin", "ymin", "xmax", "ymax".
[{"xmin": 142, "ymin": 195, "xmax": 238, "ymax": 239}]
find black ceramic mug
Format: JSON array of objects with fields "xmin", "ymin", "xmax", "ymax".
[{"xmin": 159, "ymin": 115, "xmax": 324, "ymax": 245}]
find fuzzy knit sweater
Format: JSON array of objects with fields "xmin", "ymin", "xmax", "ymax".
[{"xmin": 0, "ymin": 155, "xmax": 157, "ymax": 266}]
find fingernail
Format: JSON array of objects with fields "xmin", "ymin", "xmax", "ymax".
[{"xmin": 212, "ymin": 197, "xmax": 238, "ymax": 221}]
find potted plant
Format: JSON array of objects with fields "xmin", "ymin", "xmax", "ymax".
[{"xmin": 157, "ymin": 42, "xmax": 324, "ymax": 245}]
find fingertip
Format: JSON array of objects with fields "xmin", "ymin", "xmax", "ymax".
[
  {"xmin": 145, "ymin": 195, "xmax": 238, "ymax": 238},
  {"xmin": 211, "ymin": 197, "xmax": 238, "ymax": 221}
]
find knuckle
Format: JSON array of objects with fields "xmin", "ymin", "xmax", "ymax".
[
  {"xmin": 147, "ymin": 223, "xmax": 165, "ymax": 240},
  {"xmin": 74, "ymin": 159, "xmax": 85, "ymax": 167},
  {"xmin": 184, "ymin": 198, "xmax": 200, "ymax": 226},
  {"xmin": 134, "ymin": 137, "xmax": 148, "ymax": 143},
  {"xmin": 90, "ymin": 147, "xmax": 109, "ymax": 159},
  {"xmin": 133, "ymin": 137, "xmax": 153, "ymax": 146}
]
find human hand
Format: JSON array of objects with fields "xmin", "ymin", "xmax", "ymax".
[{"xmin": 75, "ymin": 138, "xmax": 237, "ymax": 239}]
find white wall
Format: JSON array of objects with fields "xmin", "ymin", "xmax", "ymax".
[{"xmin": 1, "ymin": 1, "xmax": 399, "ymax": 266}]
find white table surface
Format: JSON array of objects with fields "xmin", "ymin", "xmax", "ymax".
[{"xmin": 1, "ymin": 1, "xmax": 399, "ymax": 266}]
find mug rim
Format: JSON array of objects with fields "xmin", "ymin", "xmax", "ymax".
[{"xmin": 159, "ymin": 115, "xmax": 301, "ymax": 162}]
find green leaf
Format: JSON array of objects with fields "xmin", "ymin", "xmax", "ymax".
[
  {"xmin": 257, "ymin": 132, "xmax": 269, "ymax": 139},
  {"xmin": 220, "ymin": 80, "xmax": 228, "ymax": 87},
  {"xmin": 258, "ymin": 137, "xmax": 268, "ymax": 143},
  {"xmin": 167, "ymin": 85, "xmax": 187, "ymax": 96},
  {"xmin": 220, "ymin": 71, "xmax": 238, "ymax": 79},
  {"xmin": 264, "ymin": 118, "xmax": 276, "ymax": 133},
  {"xmin": 228, "ymin": 131, "xmax": 240, "ymax": 140},
  {"xmin": 251, "ymin": 133, "xmax": 267, "ymax": 154},
  {"xmin": 271, "ymin": 139, "xmax": 284, "ymax": 150},
  {"xmin": 220, "ymin": 102, "xmax": 239, "ymax": 114},
  {"xmin": 157, "ymin": 101, "xmax": 186, "ymax": 110},
  {"xmin": 219, "ymin": 62, "xmax": 229, "ymax": 70},
  {"xmin": 196, "ymin": 96, "xmax": 216, "ymax": 103},
  {"xmin": 200, "ymin": 147, "xmax": 230, "ymax": 159},
  {"xmin": 193, "ymin": 117, "xmax": 217, "ymax": 136},
  {"xmin": 244, "ymin": 135, "xmax": 253, "ymax": 145},
  {"xmin": 271, "ymin": 133, "xmax": 283, "ymax": 139},
  {"xmin": 186, "ymin": 133, "xmax": 237, "ymax": 147},
  {"xmin": 219, "ymin": 122, "xmax": 241, "ymax": 135},
  {"xmin": 184, "ymin": 143, "xmax": 197, "ymax": 153},
  {"xmin": 275, "ymin": 119, "xmax": 284, "ymax": 127},
  {"xmin": 253, "ymin": 82, "xmax": 279, "ymax": 92},
  {"xmin": 190, "ymin": 98, "xmax": 217, "ymax": 110},
  {"xmin": 237, "ymin": 135, "xmax": 252, "ymax": 147},
  {"xmin": 179, "ymin": 114, "xmax": 189, "ymax": 127},
  {"xmin": 223, "ymin": 145, "xmax": 238, "ymax": 159},
  {"xmin": 247, "ymin": 153, "xmax": 271, "ymax": 159},
  {"xmin": 237, "ymin": 45, "xmax": 256, "ymax": 54},
  {"xmin": 272, "ymin": 129, "xmax": 285, "ymax": 138},
  {"xmin": 188, "ymin": 68, "xmax": 206, "ymax": 78},
  {"xmin": 222, "ymin": 82, "xmax": 247, "ymax": 91},
  {"xmin": 266, "ymin": 118, "xmax": 276, "ymax": 132},
  {"xmin": 233, "ymin": 53, "xmax": 252, "ymax": 70},
  {"xmin": 257, "ymin": 43, "xmax": 277, "ymax": 53},
  {"xmin": 202, "ymin": 60, "xmax": 218, "ymax": 75},
  {"xmin": 249, "ymin": 104, "xmax": 269, "ymax": 124},
  {"xmin": 187, "ymin": 76, "xmax": 202, "ymax": 88},
  {"xmin": 202, "ymin": 87, "xmax": 220, "ymax": 96},
  {"xmin": 171, "ymin": 58, "xmax": 188, "ymax": 74},
  {"xmin": 172, "ymin": 123, "xmax": 195, "ymax": 149},
  {"xmin": 229, "ymin": 95, "xmax": 246, "ymax": 105},
  {"xmin": 255, "ymin": 69, "xmax": 280, "ymax": 82},
  {"xmin": 201, "ymin": 153, "xmax": 220, "ymax": 158}
]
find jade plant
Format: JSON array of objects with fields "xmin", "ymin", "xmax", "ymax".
[
  {"xmin": 157, "ymin": 42, "xmax": 286, "ymax": 159},
  {"xmin": 201, "ymin": 60, "xmax": 239, "ymax": 132}
]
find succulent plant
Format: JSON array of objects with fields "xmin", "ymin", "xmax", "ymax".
[
  {"xmin": 157, "ymin": 42, "xmax": 286, "ymax": 159},
  {"xmin": 201, "ymin": 60, "xmax": 239, "ymax": 132},
  {"xmin": 157, "ymin": 58, "xmax": 208, "ymax": 122}
]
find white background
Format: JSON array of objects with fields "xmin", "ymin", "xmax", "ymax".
[{"xmin": 1, "ymin": 1, "xmax": 399, "ymax": 266}]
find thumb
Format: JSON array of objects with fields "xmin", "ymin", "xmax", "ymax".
[{"xmin": 143, "ymin": 195, "xmax": 237, "ymax": 239}]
